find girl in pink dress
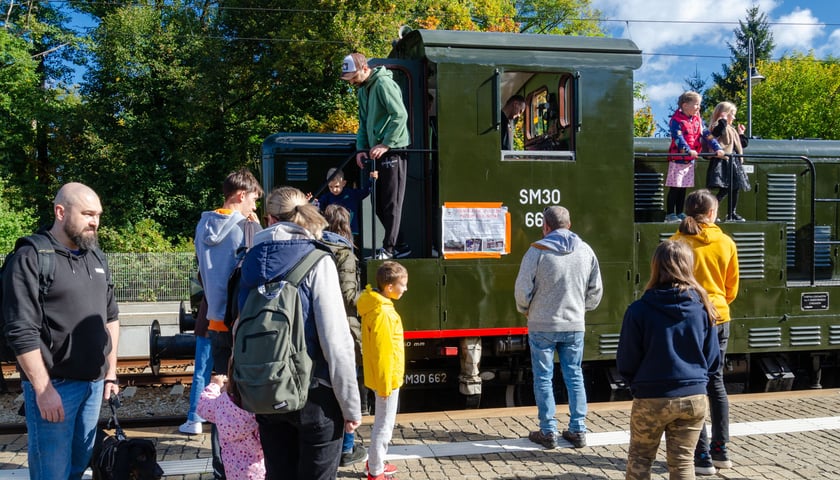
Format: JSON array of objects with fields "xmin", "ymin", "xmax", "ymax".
[
  {"xmin": 665, "ymin": 91, "xmax": 724, "ymax": 222},
  {"xmin": 197, "ymin": 374, "xmax": 266, "ymax": 480}
]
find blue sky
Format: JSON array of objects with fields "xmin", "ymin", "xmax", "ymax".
[
  {"xmin": 590, "ymin": 0, "xmax": 840, "ymax": 130},
  {"xmin": 64, "ymin": 2, "xmax": 838, "ymax": 129}
]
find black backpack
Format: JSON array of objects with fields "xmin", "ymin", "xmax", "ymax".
[
  {"xmin": 232, "ymin": 248, "xmax": 327, "ymax": 414},
  {"xmin": 0, "ymin": 234, "xmax": 56, "ymax": 363}
]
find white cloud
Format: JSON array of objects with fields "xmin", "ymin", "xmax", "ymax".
[
  {"xmin": 816, "ymin": 29, "xmax": 840, "ymax": 57},
  {"xmin": 591, "ymin": 0, "xmax": 780, "ymax": 54},
  {"xmin": 646, "ymin": 81, "xmax": 684, "ymax": 106},
  {"xmin": 772, "ymin": 8, "xmax": 824, "ymax": 54},
  {"xmin": 588, "ymin": 0, "xmax": 836, "ymax": 124}
]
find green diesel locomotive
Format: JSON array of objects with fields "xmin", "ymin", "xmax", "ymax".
[{"xmin": 261, "ymin": 29, "xmax": 840, "ymax": 409}]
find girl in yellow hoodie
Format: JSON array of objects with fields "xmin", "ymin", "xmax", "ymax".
[
  {"xmin": 670, "ymin": 188, "xmax": 739, "ymax": 474},
  {"xmin": 357, "ymin": 261, "xmax": 407, "ymax": 480}
]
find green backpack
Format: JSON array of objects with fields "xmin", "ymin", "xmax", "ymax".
[{"xmin": 232, "ymin": 248, "xmax": 328, "ymax": 414}]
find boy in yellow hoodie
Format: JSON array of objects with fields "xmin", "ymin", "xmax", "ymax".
[{"xmin": 357, "ymin": 261, "xmax": 407, "ymax": 480}]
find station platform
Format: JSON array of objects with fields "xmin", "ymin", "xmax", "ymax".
[{"xmin": 1, "ymin": 389, "xmax": 839, "ymax": 479}]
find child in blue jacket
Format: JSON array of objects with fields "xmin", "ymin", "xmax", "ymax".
[{"xmin": 617, "ymin": 240, "xmax": 721, "ymax": 479}]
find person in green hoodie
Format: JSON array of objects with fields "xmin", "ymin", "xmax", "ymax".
[{"xmin": 341, "ymin": 52, "xmax": 410, "ymax": 260}]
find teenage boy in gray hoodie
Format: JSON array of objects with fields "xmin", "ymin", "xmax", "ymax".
[
  {"xmin": 514, "ymin": 206, "xmax": 603, "ymax": 450},
  {"xmin": 193, "ymin": 168, "xmax": 262, "ymax": 479}
]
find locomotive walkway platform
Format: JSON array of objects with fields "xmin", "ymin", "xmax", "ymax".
[{"xmin": 1, "ymin": 389, "xmax": 839, "ymax": 479}]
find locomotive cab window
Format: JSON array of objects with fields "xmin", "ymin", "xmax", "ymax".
[{"xmin": 502, "ymin": 72, "xmax": 576, "ymax": 162}]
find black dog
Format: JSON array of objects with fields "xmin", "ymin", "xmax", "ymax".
[{"xmin": 90, "ymin": 394, "xmax": 164, "ymax": 480}]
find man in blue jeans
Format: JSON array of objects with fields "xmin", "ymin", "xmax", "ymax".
[
  {"xmin": 2, "ymin": 183, "xmax": 120, "ymax": 479},
  {"xmin": 514, "ymin": 206, "xmax": 603, "ymax": 449}
]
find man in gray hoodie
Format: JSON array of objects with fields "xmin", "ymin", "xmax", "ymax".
[{"xmin": 514, "ymin": 206, "xmax": 603, "ymax": 450}]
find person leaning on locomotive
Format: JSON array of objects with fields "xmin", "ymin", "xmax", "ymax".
[{"xmin": 501, "ymin": 95, "xmax": 526, "ymax": 150}]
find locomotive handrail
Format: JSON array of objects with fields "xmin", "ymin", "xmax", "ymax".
[
  {"xmin": 359, "ymin": 148, "xmax": 435, "ymax": 259},
  {"xmin": 307, "ymin": 147, "xmax": 435, "ymax": 258},
  {"xmin": 311, "ymin": 147, "xmax": 436, "ymax": 199},
  {"xmin": 635, "ymin": 151, "xmax": 826, "ymax": 286}
]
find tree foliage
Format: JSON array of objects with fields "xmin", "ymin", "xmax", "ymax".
[
  {"xmin": 749, "ymin": 54, "xmax": 840, "ymax": 140},
  {"xmin": 633, "ymin": 83, "xmax": 655, "ymax": 137},
  {"xmin": 1, "ymin": 2, "xmax": 88, "ymax": 223},
  {"xmin": 0, "ymin": 177, "xmax": 38, "ymax": 252},
  {"xmin": 704, "ymin": 6, "xmax": 774, "ymax": 110},
  {"xmin": 2, "ymin": 0, "xmax": 604, "ymax": 248},
  {"xmin": 516, "ymin": 0, "xmax": 601, "ymax": 36}
]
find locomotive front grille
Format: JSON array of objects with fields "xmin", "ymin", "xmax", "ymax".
[
  {"xmin": 830, "ymin": 325, "xmax": 840, "ymax": 345},
  {"xmin": 598, "ymin": 333, "xmax": 620, "ymax": 355},
  {"xmin": 731, "ymin": 232, "xmax": 766, "ymax": 280},
  {"xmin": 789, "ymin": 325, "xmax": 822, "ymax": 347},
  {"xmin": 285, "ymin": 160, "xmax": 309, "ymax": 181},
  {"xmin": 748, "ymin": 326, "xmax": 782, "ymax": 348},
  {"xmin": 815, "ymin": 226, "xmax": 833, "ymax": 268},
  {"xmin": 633, "ymin": 172, "xmax": 664, "ymax": 212},
  {"xmin": 766, "ymin": 174, "xmax": 797, "ymax": 268}
]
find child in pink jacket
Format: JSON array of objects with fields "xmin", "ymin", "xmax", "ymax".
[{"xmin": 197, "ymin": 374, "xmax": 265, "ymax": 480}]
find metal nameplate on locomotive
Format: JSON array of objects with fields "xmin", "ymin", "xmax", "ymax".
[{"xmin": 801, "ymin": 292, "xmax": 829, "ymax": 311}]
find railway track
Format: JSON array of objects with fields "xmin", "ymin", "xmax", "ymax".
[
  {"xmin": 0, "ymin": 358, "xmax": 195, "ymax": 393},
  {"xmin": 0, "ymin": 359, "xmax": 198, "ymax": 435}
]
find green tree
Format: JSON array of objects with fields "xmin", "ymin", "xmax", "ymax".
[
  {"xmin": 515, "ymin": 0, "xmax": 602, "ymax": 36},
  {"xmin": 0, "ymin": 29, "xmax": 39, "ymax": 184},
  {"xmin": 99, "ymin": 218, "xmax": 192, "ymax": 252},
  {"xmin": 749, "ymin": 53, "xmax": 840, "ymax": 140},
  {"xmin": 0, "ymin": 177, "xmax": 39, "ymax": 252},
  {"xmin": 1, "ymin": 3, "xmax": 87, "ymax": 223},
  {"xmin": 705, "ymin": 6, "xmax": 774, "ymax": 109},
  {"xmin": 633, "ymin": 83, "xmax": 655, "ymax": 137},
  {"xmin": 76, "ymin": 3, "xmax": 223, "ymax": 238}
]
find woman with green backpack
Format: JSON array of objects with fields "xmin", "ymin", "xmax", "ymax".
[{"xmin": 235, "ymin": 186, "xmax": 362, "ymax": 480}]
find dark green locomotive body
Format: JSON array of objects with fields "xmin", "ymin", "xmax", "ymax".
[{"xmin": 261, "ymin": 29, "xmax": 840, "ymax": 406}]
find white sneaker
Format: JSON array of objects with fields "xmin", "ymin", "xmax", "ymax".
[
  {"xmin": 374, "ymin": 249, "xmax": 394, "ymax": 260},
  {"xmin": 179, "ymin": 419, "xmax": 202, "ymax": 435}
]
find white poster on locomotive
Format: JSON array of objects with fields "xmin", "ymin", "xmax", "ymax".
[{"xmin": 441, "ymin": 202, "xmax": 510, "ymax": 259}]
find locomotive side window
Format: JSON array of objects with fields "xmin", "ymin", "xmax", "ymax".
[{"xmin": 502, "ymin": 72, "xmax": 575, "ymax": 162}]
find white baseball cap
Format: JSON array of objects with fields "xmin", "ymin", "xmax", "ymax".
[{"xmin": 341, "ymin": 53, "xmax": 367, "ymax": 80}]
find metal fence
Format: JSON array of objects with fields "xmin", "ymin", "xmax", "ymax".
[
  {"xmin": 1, "ymin": 252, "xmax": 196, "ymax": 303},
  {"xmin": 108, "ymin": 253, "xmax": 196, "ymax": 302}
]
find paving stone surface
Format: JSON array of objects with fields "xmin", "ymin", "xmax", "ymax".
[{"xmin": 0, "ymin": 389, "xmax": 839, "ymax": 479}]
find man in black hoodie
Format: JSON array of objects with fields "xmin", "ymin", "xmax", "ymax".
[{"xmin": 2, "ymin": 182, "xmax": 119, "ymax": 480}]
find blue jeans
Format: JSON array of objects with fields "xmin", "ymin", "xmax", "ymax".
[
  {"xmin": 529, "ymin": 330, "xmax": 587, "ymax": 434},
  {"xmin": 188, "ymin": 334, "xmax": 213, "ymax": 422},
  {"xmin": 342, "ymin": 431, "xmax": 355, "ymax": 453},
  {"xmin": 24, "ymin": 378, "xmax": 104, "ymax": 480}
]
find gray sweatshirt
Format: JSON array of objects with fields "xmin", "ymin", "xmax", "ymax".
[{"xmin": 514, "ymin": 228, "xmax": 603, "ymax": 332}]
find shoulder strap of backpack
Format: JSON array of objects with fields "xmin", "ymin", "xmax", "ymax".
[
  {"xmin": 88, "ymin": 247, "xmax": 112, "ymax": 285},
  {"xmin": 243, "ymin": 220, "xmax": 257, "ymax": 250},
  {"xmin": 15, "ymin": 234, "xmax": 56, "ymax": 296},
  {"xmin": 284, "ymin": 249, "xmax": 329, "ymax": 287}
]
